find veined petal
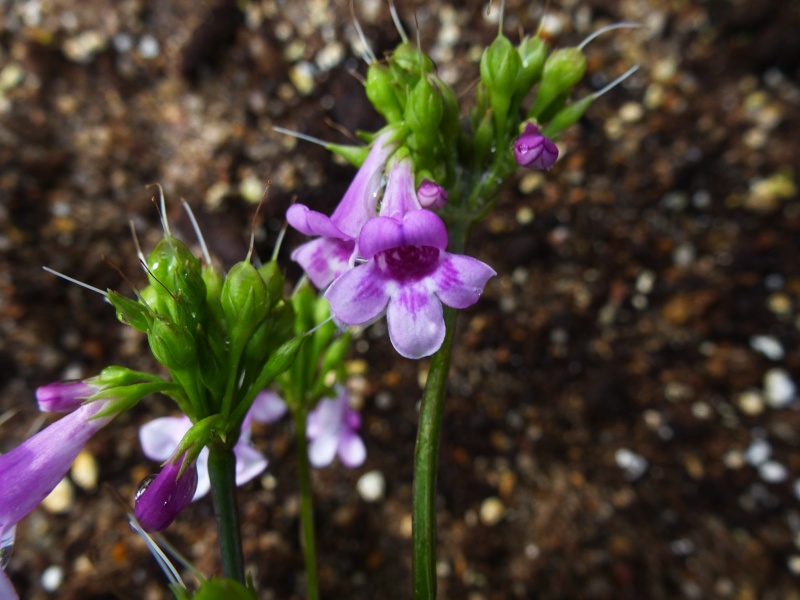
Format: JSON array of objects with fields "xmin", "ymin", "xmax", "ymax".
[
  {"xmin": 139, "ymin": 416, "xmax": 191, "ymax": 462},
  {"xmin": 287, "ymin": 204, "xmax": 350, "ymax": 240},
  {"xmin": 433, "ymin": 253, "xmax": 497, "ymax": 309},
  {"xmin": 308, "ymin": 434, "xmax": 338, "ymax": 468},
  {"xmin": 291, "ymin": 237, "xmax": 355, "ymax": 289},
  {"xmin": 338, "ymin": 431, "xmax": 366, "ymax": 468},
  {"xmin": 359, "ymin": 210, "xmax": 448, "ymax": 259},
  {"xmin": 386, "ymin": 284, "xmax": 445, "ymax": 359},
  {"xmin": 0, "ymin": 401, "xmax": 112, "ymax": 534},
  {"xmin": 325, "ymin": 262, "xmax": 390, "ymax": 326},
  {"xmin": 233, "ymin": 443, "xmax": 268, "ymax": 487},
  {"xmin": 379, "ymin": 158, "xmax": 422, "ymax": 220},
  {"xmin": 329, "ymin": 131, "xmax": 397, "ymax": 238}
]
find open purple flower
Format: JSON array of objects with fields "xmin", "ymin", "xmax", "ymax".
[
  {"xmin": 35, "ymin": 381, "xmax": 97, "ymax": 413},
  {"xmin": 134, "ymin": 451, "xmax": 198, "ymax": 532},
  {"xmin": 307, "ymin": 387, "xmax": 365, "ymax": 468},
  {"xmin": 287, "ymin": 130, "xmax": 397, "ymax": 289},
  {"xmin": 513, "ymin": 122, "xmax": 558, "ymax": 170},
  {"xmin": 0, "ymin": 401, "xmax": 113, "ymax": 551},
  {"xmin": 139, "ymin": 390, "xmax": 287, "ymax": 500},
  {"xmin": 325, "ymin": 208, "xmax": 496, "ymax": 359}
]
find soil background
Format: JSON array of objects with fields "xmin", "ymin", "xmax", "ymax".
[{"xmin": 2, "ymin": 0, "xmax": 800, "ymax": 598}]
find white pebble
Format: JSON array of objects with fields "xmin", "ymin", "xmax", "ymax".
[
  {"xmin": 356, "ymin": 470, "xmax": 385, "ymax": 502},
  {"xmin": 137, "ymin": 35, "xmax": 160, "ymax": 59},
  {"xmin": 744, "ymin": 438, "xmax": 771, "ymax": 466},
  {"xmin": 41, "ymin": 477, "xmax": 74, "ymax": 513},
  {"xmin": 479, "ymin": 497, "xmax": 505, "ymax": 526},
  {"xmin": 759, "ymin": 460, "xmax": 788, "ymax": 483},
  {"xmin": 41, "ymin": 565, "xmax": 64, "ymax": 592},
  {"xmin": 71, "ymin": 450, "xmax": 99, "ymax": 491},
  {"xmin": 750, "ymin": 335, "xmax": 784, "ymax": 360},
  {"xmin": 764, "ymin": 368, "xmax": 796, "ymax": 407},
  {"xmin": 615, "ymin": 448, "xmax": 648, "ymax": 481}
]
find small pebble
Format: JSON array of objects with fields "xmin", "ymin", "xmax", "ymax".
[
  {"xmin": 41, "ymin": 565, "xmax": 64, "ymax": 592},
  {"xmin": 356, "ymin": 470, "xmax": 385, "ymax": 502},
  {"xmin": 764, "ymin": 368, "xmax": 796, "ymax": 407},
  {"xmin": 479, "ymin": 497, "xmax": 505, "ymax": 526},
  {"xmin": 615, "ymin": 448, "xmax": 648, "ymax": 481},
  {"xmin": 71, "ymin": 450, "xmax": 99, "ymax": 491},
  {"xmin": 788, "ymin": 555, "xmax": 800, "ymax": 575},
  {"xmin": 289, "ymin": 61, "xmax": 316, "ymax": 95},
  {"xmin": 759, "ymin": 460, "xmax": 788, "ymax": 484},
  {"xmin": 41, "ymin": 478, "xmax": 75, "ymax": 513},
  {"xmin": 744, "ymin": 438, "xmax": 771, "ymax": 467},
  {"xmin": 137, "ymin": 35, "xmax": 160, "ymax": 59},
  {"xmin": 736, "ymin": 390, "xmax": 765, "ymax": 416},
  {"xmin": 750, "ymin": 335, "xmax": 784, "ymax": 360}
]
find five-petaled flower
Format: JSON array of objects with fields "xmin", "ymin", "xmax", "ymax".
[
  {"xmin": 325, "ymin": 159, "xmax": 496, "ymax": 359},
  {"xmin": 306, "ymin": 387, "xmax": 366, "ymax": 468}
]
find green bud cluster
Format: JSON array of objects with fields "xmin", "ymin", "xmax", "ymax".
[{"xmin": 107, "ymin": 225, "xmax": 305, "ymax": 442}]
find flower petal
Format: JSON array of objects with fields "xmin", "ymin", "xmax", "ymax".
[
  {"xmin": 386, "ymin": 284, "xmax": 445, "ymax": 359},
  {"xmin": 233, "ymin": 443, "xmax": 268, "ymax": 486},
  {"xmin": 291, "ymin": 237, "xmax": 355, "ymax": 289},
  {"xmin": 139, "ymin": 416, "xmax": 191, "ymax": 462},
  {"xmin": 134, "ymin": 453, "xmax": 198, "ymax": 532},
  {"xmin": 433, "ymin": 253, "xmax": 497, "ymax": 309},
  {"xmin": 308, "ymin": 434, "xmax": 338, "ymax": 468},
  {"xmin": 337, "ymin": 431, "xmax": 366, "ymax": 468},
  {"xmin": 0, "ymin": 566, "xmax": 18, "ymax": 600},
  {"xmin": 359, "ymin": 210, "xmax": 448, "ymax": 259},
  {"xmin": 325, "ymin": 262, "xmax": 390, "ymax": 326},
  {"xmin": 379, "ymin": 158, "xmax": 421, "ymax": 220},
  {"xmin": 248, "ymin": 390, "xmax": 288, "ymax": 425},
  {"xmin": 287, "ymin": 204, "xmax": 350, "ymax": 240}
]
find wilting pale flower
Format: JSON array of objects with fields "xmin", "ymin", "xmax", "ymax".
[
  {"xmin": 417, "ymin": 179, "xmax": 448, "ymax": 210},
  {"xmin": 35, "ymin": 381, "xmax": 97, "ymax": 413},
  {"xmin": 513, "ymin": 122, "xmax": 558, "ymax": 170},
  {"xmin": 139, "ymin": 390, "xmax": 286, "ymax": 500},
  {"xmin": 325, "ymin": 162, "xmax": 496, "ymax": 359},
  {"xmin": 0, "ymin": 401, "xmax": 113, "ymax": 549},
  {"xmin": 307, "ymin": 387, "xmax": 365, "ymax": 468},
  {"xmin": 134, "ymin": 452, "xmax": 198, "ymax": 532},
  {"xmin": 287, "ymin": 130, "xmax": 397, "ymax": 288}
]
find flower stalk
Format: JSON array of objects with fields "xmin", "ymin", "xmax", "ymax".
[
  {"xmin": 207, "ymin": 439, "xmax": 245, "ymax": 584},
  {"xmin": 294, "ymin": 410, "xmax": 320, "ymax": 600}
]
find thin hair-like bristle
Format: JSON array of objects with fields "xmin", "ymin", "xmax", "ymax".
[
  {"xmin": 181, "ymin": 200, "xmax": 212, "ymax": 265},
  {"xmin": 578, "ymin": 22, "xmax": 642, "ymax": 51},
  {"xmin": 42, "ymin": 267, "xmax": 109, "ymax": 298}
]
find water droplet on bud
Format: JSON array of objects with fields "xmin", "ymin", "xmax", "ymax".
[{"xmin": 134, "ymin": 474, "xmax": 158, "ymax": 501}]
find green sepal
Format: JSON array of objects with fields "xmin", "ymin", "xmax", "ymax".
[
  {"xmin": 480, "ymin": 35, "xmax": 521, "ymax": 133},
  {"xmin": 542, "ymin": 95, "xmax": 594, "ymax": 139},
  {"xmin": 406, "ymin": 76, "xmax": 444, "ymax": 146},
  {"xmin": 392, "ymin": 41, "xmax": 435, "ymax": 76},
  {"xmin": 148, "ymin": 314, "xmax": 198, "ymax": 370},
  {"xmin": 90, "ymin": 381, "xmax": 180, "ymax": 420},
  {"xmin": 146, "ymin": 236, "xmax": 206, "ymax": 324},
  {"xmin": 89, "ymin": 365, "xmax": 164, "ymax": 387},
  {"xmin": 257, "ymin": 260, "xmax": 285, "ymax": 313},
  {"xmin": 192, "ymin": 578, "xmax": 258, "ymax": 600},
  {"xmin": 221, "ymin": 261, "xmax": 269, "ymax": 355},
  {"xmin": 325, "ymin": 143, "xmax": 370, "ymax": 167},
  {"xmin": 108, "ymin": 290, "xmax": 153, "ymax": 331},
  {"xmin": 202, "ymin": 264, "xmax": 226, "ymax": 329},
  {"xmin": 529, "ymin": 47, "xmax": 587, "ymax": 119},
  {"xmin": 172, "ymin": 414, "xmax": 225, "ymax": 475}
]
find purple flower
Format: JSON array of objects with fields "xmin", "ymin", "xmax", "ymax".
[
  {"xmin": 134, "ymin": 452, "xmax": 198, "ymax": 532},
  {"xmin": 287, "ymin": 131, "xmax": 398, "ymax": 289},
  {"xmin": 513, "ymin": 123, "xmax": 558, "ymax": 170},
  {"xmin": 417, "ymin": 179, "xmax": 448, "ymax": 210},
  {"xmin": 307, "ymin": 387, "xmax": 365, "ymax": 468},
  {"xmin": 0, "ymin": 401, "xmax": 113, "ymax": 545},
  {"xmin": 35, "ymin": 381, "xmax": 97, "ymax": 413},
  {"xmin": 325, "ymin": 208, "xmax": 496, "ymax": 359},
  {"xmin": 0, "ymin": 563, "xmax": 16, "ymax": 600},
  {"xmin": 139, "ymin": 390, "xmax": 287, "ymax": 500}
]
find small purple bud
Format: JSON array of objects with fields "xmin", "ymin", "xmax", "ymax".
[
  {"xmin": 134, "ymin": 453, "xmax": 198, "ymax": 532},
  {"xmin": 417, "ymin": 180, "xmax": 448, "ymax": 210},
  {"xmin": 35, "ymin": 381, "xmax": 96, "ymax": 413},
  {"xmin": 513, "ymin": 123, "xmax": 558, "ymax": 170}
]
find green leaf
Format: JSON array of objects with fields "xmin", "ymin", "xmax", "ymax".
[{"xmin": 192, "ymin": 578, "xmax": 258, "ymax": 600}]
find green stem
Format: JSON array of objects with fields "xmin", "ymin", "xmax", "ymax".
[
  {"xmin": 207, "ymin": 440, "xmax": 245, "ymax": 583},
  {"xmin": 412, "ymin": 218, "xmax": 468, "ymax": 600},
  {"xmin": 294, "ymin": 411, "xmax": 320, "ymax": 600}
]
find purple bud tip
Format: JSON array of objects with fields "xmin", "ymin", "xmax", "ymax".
[
  {"xmin": 134, "ymin": 453, "xmax": 198, "ymax": 532},
  {"xmin": 417, "ymin": 180, "xmax": 448, "ymax": 210},
  {"xmin": 36, "ymin": 381, "xmax": 96, "ymax": 413},
  {"xmin": 513, "ymin": 123, "xmax": 558, "ymax": 171}
]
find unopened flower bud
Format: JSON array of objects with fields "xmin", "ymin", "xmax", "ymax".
[
  {"xmin": 221, "ymin": 261, "xmax": 270, "ymax": 353},
  {"xmin": 480, "ymin": 35, "xmax": 521, "ymax": 131},
  {"xmin": 146, "ymin": 237, "xmax": 206, "ymax": 323},
  {"xmin": 529, "ymin": 48, "xmax": 587, "ymax": 120},
  {"xmin": 36, "ymin": 381, "xmax": 97, "ymax": 413},
  {"xmin": 513, "ymin": 123, "xmax": 558, "ymax": 170},
  {"xmin": 148, "ymin": 315, "xmax": 197, "ymax": 369},
  {"xmin": 516, "ymin": 36, "xmax": 548, "ymax": 97},
  {"xmin": 407, "ymin": 77, "xmax": 444, "ymax": 142},
  {"xmin": 391, "ymin": 41, "xmax": 435, "ymax": 76},
  {"xmin": 134, "ymin": 452, "xmax": 198, "ymax": 532},
  {"xmin": 365, "ymin": 63, "xmax": 404, "ymax": 123},
  {"xmin": 417, "ymin": 180, "xmax": 448, "ymax": 209},
  {"xmin": 108, "ymin": 290, "xmax": 153, "ymax": 332}
]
